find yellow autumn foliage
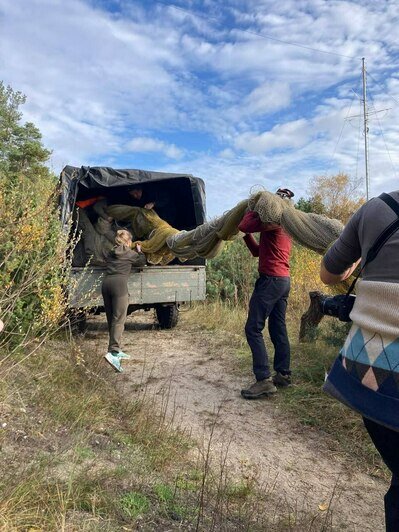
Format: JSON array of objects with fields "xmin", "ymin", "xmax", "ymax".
[
  {"xmin": 0, "ymin": 174, "xmax": 70, "ymax": 347},
  {"xmin": 16, "ymin": 222, "xmax": 46, "ymax": 252},
  {"xmin": 40, "ymin": 284, "xmax": 66, "ymax": 326},
  {"xmin": 284, "ymin": 244, "xmax": 334, "ymax": 313}
]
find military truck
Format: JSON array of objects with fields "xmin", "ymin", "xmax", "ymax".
[{"xmin": 60, "ymin": 166, "xmax": 206, "ymax": 329}]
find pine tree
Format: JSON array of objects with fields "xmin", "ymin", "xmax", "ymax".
[{"xmin": 0, "ymin": 81, "xmax": 51, "ymax": 181}]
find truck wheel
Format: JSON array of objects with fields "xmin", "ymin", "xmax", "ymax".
[{"xmin": 156, "ymin": 304, "xmax": 179, "ymax": 329}]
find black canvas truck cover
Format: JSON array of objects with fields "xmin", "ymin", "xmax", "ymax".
[{"xmin": 59, "ymin": 165, "xmax": 206, "ymax": 232}]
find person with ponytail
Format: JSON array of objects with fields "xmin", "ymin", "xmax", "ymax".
[{"xmin": 102, "ymin": 229, "xmax": 146, "ymax": 372}]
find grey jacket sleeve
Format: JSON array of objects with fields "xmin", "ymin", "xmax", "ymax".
[
  {"xmin": 127, "ymin": 250, "xmax": 147, "ymax": 267},
  {"xmin": 323, "ymin": 209, "xmax": 362, "ymax": 274}
]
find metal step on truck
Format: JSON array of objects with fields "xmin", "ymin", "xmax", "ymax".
[{"xmin": 60, "ymin": 166, "xmax": 206, "ymax": 330}]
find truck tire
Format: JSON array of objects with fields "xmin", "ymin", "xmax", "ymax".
[{"xmin": 156, "ymin": 304, "xmax": 179, "ymax": 329}]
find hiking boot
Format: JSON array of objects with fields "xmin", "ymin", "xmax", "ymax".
[
  {"xmin": 104, "ymin": 352, "xmax": 123, "ymax": 373},
  {"xmin": 273, "ymin": 372, "xmax": 291, "ymax": 387},
  {"xmin": 241, "ymin": 378, "xmax": 277, "ymax": 399}
]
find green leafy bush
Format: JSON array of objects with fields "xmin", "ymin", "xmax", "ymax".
[
  {"xmin": 0, "ymin": 82, "xmax": 68, "ymax": 350},
  {"xmin": 206, "ymin": 238, "xmax": 257, "ymax": 305}
]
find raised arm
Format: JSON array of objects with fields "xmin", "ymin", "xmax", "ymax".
[
  {"xmin": 243, "ymin": 234, "xmax": 259, "ymax": 257},
  {"xmin": 321, "ymin": 208, "xmax": 362, "ymax": 285},
  {"xmin": 93, "ymin": 199, "xmax": 112, "ymax": 221},
  {"xmin": 126, "ymin": 248, "xmax": 147, "ymax": 267}
]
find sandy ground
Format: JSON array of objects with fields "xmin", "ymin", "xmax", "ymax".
[{"xmin": 84, "ymin": 312, "xmax": 387, "ymax": 531}]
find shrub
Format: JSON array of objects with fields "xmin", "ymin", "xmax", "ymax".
[
  {"xmin": 206, "ymin": 239, "xmax": 257, "ymax": 305},
  {"xmin": 289, "ymin": 244, "xmax": 334, "ymax": 313},
  {"xmin": 0, "ymin": 83, "xmax": 68, "ymax": 352}
]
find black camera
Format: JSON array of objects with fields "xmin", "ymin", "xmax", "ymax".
[{"xmin": 319, "ymin": 294, "xmax": 356, "ymax": 322}]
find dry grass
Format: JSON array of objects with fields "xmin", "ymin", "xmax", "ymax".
[{"xmin": 0, "ymin": 326, "xmax": 335, "ymax": 531}]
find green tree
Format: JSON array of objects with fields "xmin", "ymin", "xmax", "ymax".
[
  {"xmin": 295, "ymin": 195, "xmax": 325, "ymax": 215},
  {"xmin": 207, "ymin": 238, "xmax": 258, "ymax": 305},
  {"xmin": 0, "ymin": 82, "xmax": 51, "ymax": 180}
]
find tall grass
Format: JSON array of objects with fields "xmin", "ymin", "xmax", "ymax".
[{"xmin": 0, "ymin": 333, "xmax": 334, "ymax": 531}]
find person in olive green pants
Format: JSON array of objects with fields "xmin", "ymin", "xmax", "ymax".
[{"xmin": 102, "ymin": 230, "xmax": 146, "ymax": 372}]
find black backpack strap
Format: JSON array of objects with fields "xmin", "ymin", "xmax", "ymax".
[
  {"xmin": 364, "ymin": 194, "xmax": 399, "ymax": 263},
  {"xmin": 380, "ymin": 192, "xmax": 399, "ymax": 217}
]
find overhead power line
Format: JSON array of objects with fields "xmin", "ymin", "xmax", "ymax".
[{"xmin": 156, "ymin": 0, "xmax": 358, "ymax": 60}]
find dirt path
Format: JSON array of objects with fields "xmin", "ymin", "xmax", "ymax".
[{"xmin": 85, "ymin": 312, "xmax": 387, "ymax": 531}]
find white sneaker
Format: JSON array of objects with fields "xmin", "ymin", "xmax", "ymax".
[
  {"xmin": 115, "ymin": 351, "xmax": 131, "ymax": 360},
  {"xmin": 104, "ymin": 352, "xmax": 123, "ymax": 373}
]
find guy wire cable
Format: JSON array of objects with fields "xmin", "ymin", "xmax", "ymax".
[
  {"xmin": 368, "ymin": 91, "xmax": 398, "ymax": 180},
  {"xmin": 325, "ymin": 83, "xmax": 359, "ymax": 174},
  {"xmin": 367, "ymin": 70, "xmax": 399, "ymax": 108},
  {"xmin": 156, "ymin": 1, "xmax": 358, "ymax": 60}
]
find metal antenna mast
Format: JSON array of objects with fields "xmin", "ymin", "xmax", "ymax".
[
  {"xmin": 362, "ymin": 57, "xmax": 370, "ymax": 200},
  {"xmin": 347, "ymin": 60, "xmax": 390, "ymax": 199}
]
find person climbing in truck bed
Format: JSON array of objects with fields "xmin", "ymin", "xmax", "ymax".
[
  {"xmin": 73, "ymin": 186, "xmax": 154, "ymax": 264},
  {"xmin": 108, "ymin": 185, "xmax": 172, "ymax": 225}
]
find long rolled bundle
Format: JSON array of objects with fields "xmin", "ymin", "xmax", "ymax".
[
  {"xmin": 107, "ymin": 204, "xmax": 179, "ymax": 265},
  {"xmin": 107, "ymin": 191, "xmax": 344, "ymax": 265},
  {"xmin": 249, "ymin": 191, "xmax": 343, "ymax": 253},
  {"xmin": 166, "ymin": 200, "xmax": 248, "ymax": 259},
  {"xmin": 168, "ymin": 192, "xmax": 343, "ymax": 259}
]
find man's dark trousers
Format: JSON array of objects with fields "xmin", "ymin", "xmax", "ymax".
[{"xmin": 245, "ymin": 275, "xmax": 291, "ymax": 381}]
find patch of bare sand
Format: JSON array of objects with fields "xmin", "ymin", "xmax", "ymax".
[{"xmin": 87, "ymin": 312, "xmax": 387, "ymax": 531}]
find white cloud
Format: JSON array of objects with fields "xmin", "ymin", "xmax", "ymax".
[
  {"xmin": 245, "ymin": 81, "xmax": 291, "ymax": 115},
  {"xmin": 218, "ymin": 148, "xmax": 235, "ymax": 158},
  {"xmin": 126, "ymin": 137, "xmax": 183, "ymax": 159},
  {"xmin": 235, "ymin": 119, "xmax": 311, "ymax": 154}
]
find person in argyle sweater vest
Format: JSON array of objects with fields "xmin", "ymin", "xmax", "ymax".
[{"xmin": 321, "ymin": 191, "xmax": 399, "ymax": 532}]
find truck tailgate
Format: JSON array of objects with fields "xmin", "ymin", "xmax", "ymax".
[{"xmin": 69, "ymin": 265, "xmax": 206, "ymax": 308}]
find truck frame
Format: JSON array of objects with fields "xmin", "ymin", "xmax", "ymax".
[{"xmin": 60, "ymin": 166, "xmax": 207, "ymax": 329}]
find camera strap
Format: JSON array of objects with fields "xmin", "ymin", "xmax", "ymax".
[{"xmin": 345, "ymin": 193, "xmax": 399, "ymax": 297}]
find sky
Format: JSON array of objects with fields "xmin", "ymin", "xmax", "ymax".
[{"xmin": 1, "ymin": 0, "xmax": 399, "ymax": 217}]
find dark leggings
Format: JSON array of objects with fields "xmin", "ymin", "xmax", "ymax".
[
  {"xmin": 101, "ymin": 275, "xmax": 129, "ymax": 353},
  {"xmin": 363, "ymin": 417, "xmax": 399, "ymax": 532}
]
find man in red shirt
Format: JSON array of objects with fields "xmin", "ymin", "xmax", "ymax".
[{"xmin": 238, "ymin": 188, "xmax": 294, "ymax": 399}]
